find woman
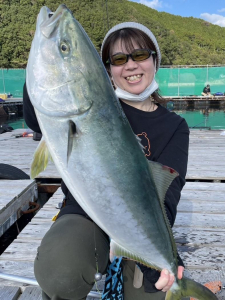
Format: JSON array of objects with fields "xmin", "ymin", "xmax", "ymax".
[{"xmin": 23, "ymin": 22, "xmax": 189, "ymax": 300}]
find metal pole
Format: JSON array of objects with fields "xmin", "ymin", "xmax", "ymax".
[
  {"xmin": 207, "ymin": 64, "xmax": 208, "ymax": 83},
  {"xmin": 178, "ymin": 66, "xmax": 180, "ymax": 96},
  {"xmin": 0, "ymin": 272, "xmax": 101, "ymax": 298},
  {"xmin": 105, "ymin": 0, "xmax": 110, "ymax": 31},
  {"xmin": 0, "ymin": 272, "xmax": 38, "ymax": 286},
  {"xmin": 2, "ymin": 69, "xmax": 6, "ymax": 94}
]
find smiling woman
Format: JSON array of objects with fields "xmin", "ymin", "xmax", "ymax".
[
  {"xmin": 99, "ymin": 22, "xmax": 189, "ymax": 299},
  {"xmin": 101, "ymin": 23, "xmax": 165, "ymax": 114}
]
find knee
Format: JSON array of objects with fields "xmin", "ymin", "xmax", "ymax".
[
  {"xmin": 34, "ymin": 214, "xmax": 109, "ymax": 299},
  {"xmin": 34, "ymin": 252, "xmax": 95, "ymax": 299}
]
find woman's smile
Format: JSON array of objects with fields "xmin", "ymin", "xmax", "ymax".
[{"xmin": 125, "ymin": 74, "xmax": 142, "ymax": 83}]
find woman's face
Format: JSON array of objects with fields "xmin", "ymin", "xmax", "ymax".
[{"xmin": 109, "ymin": 39, "xmax": 155, "ymax": 95}]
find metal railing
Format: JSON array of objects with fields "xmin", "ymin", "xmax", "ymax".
[{"xmin": 0, "ymin": 272, "xmax": 101, "ymax": 298}]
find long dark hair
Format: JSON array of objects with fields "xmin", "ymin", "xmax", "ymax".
[{"xmin": 101, "ymin": 28, "xmax": 164, "ymax": 103}]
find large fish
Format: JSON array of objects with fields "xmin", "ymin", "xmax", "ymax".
[{"xmin": 27, "ymin": 5, "xmax": 217, "ymax": 300}]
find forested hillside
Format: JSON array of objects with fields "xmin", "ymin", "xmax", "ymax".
[{"xmin": 0, "ymin": 0, "xmax": 225, "ymax": 68}]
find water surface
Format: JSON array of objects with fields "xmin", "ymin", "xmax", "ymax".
[{"xmin": 1, "ymin": 104, "xmax": 225, "ymax": 130}]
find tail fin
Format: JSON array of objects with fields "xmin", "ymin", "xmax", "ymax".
[{"xmin": 166, "ymin": 277, "xmax": 218, "ymax": 300}]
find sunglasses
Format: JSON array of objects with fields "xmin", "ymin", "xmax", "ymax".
[{"xmin": 106, "ymin": 49, "xmax": 156, "ymax": 66}]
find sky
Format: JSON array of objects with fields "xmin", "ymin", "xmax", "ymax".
[{"xmin": 129, "ymin": 0, "xmax": 225, "ymax": 27}]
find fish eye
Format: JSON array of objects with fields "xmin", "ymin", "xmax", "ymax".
[{"xmin": 60, "ymin": 42, "xmax": 70, "ymax": 54}]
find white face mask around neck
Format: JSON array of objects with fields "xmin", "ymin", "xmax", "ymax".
[{"xmin": 114, "ymin": 78, "xmax": 158, "ymax": 102}]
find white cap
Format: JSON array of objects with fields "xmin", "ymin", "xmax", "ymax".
[{"xmin": 101, "ymin": 22, "xmax": 161, "ymax": 71}]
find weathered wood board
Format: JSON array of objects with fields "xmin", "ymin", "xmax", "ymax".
[
  {"xmin": 0, "ymin": 286, "xmax": 42, "ymax": 300},
  {"xmin": 0, "ymin": 129, "xmax": 59, "ymax": 178},
  {"xmin": 0, "ymin": 180, "xmax": 38, "ymax": 237},
  {"xmin": 0, "ymin": 286, "xmax": 21, "ymax": 300}
]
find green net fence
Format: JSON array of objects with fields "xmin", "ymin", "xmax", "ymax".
[
  {"xmin": 0, "ymin": 69, "xmax": 26, "ymax": 98},
  {"xmin": 156, "ymin": 66, "xmax": 225, "ymax": 96},
  {"xmin": 0, "ymin": 66, "xmax": 225, "ymax": 98}
]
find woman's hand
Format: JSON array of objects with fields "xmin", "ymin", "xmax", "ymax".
[{"xmin": 155, "ymin": 266, "xmax": 184, "ymax": 292}]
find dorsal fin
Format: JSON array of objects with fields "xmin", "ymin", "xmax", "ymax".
[
  {"xmin": 147, "ymin": 160, "xmax": 178, "ymax": 205},
  {"xmin": 147, "ymin": 160, "xmax": 179, "ymax": 264}
]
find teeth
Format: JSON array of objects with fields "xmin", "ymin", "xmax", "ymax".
[{"xmin": 126, "ymin": 75, "xmax": 142, "ymax": 81}]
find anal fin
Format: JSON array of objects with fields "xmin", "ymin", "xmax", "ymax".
[{"xmin": 110, "ymin": 239, "xmax": 158, "ymax": 270}]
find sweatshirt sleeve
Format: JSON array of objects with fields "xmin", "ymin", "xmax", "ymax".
[{"xmin": 23, "ymin": 83, "xmax": 42, "ymax": 134}]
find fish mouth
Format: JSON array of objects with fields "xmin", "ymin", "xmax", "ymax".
[{"xmin": 38, "ymin": 5, "xmax": 68, "ymax": 38}]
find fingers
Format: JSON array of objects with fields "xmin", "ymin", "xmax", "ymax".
[
  {"xmin": 155, "ymin": 267, "xmax": 185, "ymax": 293},
  {"xmin": 109, "ymin": 249, "xmax": 114, "ymax": 262},
  {"xmin": 155, "ymin": 269, "xmax": 175, "ymax": 292},
  {"xmin": 177, "ymin": 266, "xmax": 184, "ymax": 280}
]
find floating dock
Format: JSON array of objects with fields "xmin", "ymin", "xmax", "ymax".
[
  {"xmin": 1, "ymin": 97, "xmax": 225, "ymax": 116},
  {"xmin": 0, "ymin": 129, "xmax": 225, "ymax": 299}
]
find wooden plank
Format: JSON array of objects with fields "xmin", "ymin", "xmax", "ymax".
[
  {"xmin": 0, "ymin": 180, "xmax": 38, "ymax": 237},
  {"xmin": 0, "ymin": 129, "xmax": 59, "ymax": 178},
  {"xmin": 19, "ymin": 286, "xmax": 42, "ymax": 300},
  {"xmin": 181, "ymin": 191, "xmax": 225, "ymax": 202},
  {"xmin": 186, "ymin": 172, "xmax": 225, "ymax": 180},
  {"xmin": 175, "ymin": 212, "xmax": 225, "ymax": 229},
  {"xmin": 174, "ymin": 227, "xmax": 225, "ymax": 245},
  {"xmin": 178, "ymin": 200, "xmax": 225, "ymax": 214},
  {"xmin": 184, "ymin": 182, "xmax": 225, "ymax": 190},
  {"xmin": 0, "ymin": 286, "xmax": 21, "ymax": 300},
  {"xmin": 0, "ymin": 261, "xmax": 36, "ymax": 285},
  {"xmin": 0, "ymin": 189, "xmax": 61, "ymax": 286}
]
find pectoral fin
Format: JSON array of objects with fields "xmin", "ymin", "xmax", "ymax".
[
  {"xmin": 67, "ymin": 120, "xmax": 76, "ymax": 164},
  {"xmin": 30, "ymin": 137, "xmax": 52, "ymax": 179}
]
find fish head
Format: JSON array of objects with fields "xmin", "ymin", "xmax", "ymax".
[{"xmin": 26, "ymin": 4, "xmax": 112, "ymax": 118}]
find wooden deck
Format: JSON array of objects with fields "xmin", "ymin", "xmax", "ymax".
[
  {"xmin": 165, "ymin": 95, "xmax": 225, "ymax": 101},
  {"xmin": 0, "ymin": 129, "xmax": 225, "ymax": 299}
]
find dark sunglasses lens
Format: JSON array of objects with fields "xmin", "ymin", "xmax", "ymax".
[
  {"xmin": 132, "ymin": 50, "xmax": 150, "ymax": 61},
  {"xmin": 111, "ymin": 54, "xmax": 127, "ymax": 65}
]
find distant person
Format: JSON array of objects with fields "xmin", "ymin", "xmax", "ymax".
[{"xmin": 202, "ymin": 84, "xmax": 211, "ymax": 96}]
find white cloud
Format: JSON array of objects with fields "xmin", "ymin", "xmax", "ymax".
[
  {"xmin": 136, "ymin": 0, "xmax": 163, "ymax": 9},
  {"xmin": 200, "ymin": 13, "xmax": 225, "ymax": 27},
  {"xmin": 218, "ymin": 8, "xmax": 225, "ymax": 13}
]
